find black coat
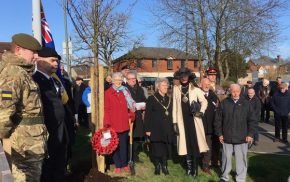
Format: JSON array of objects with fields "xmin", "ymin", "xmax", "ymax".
[
  {"xmin": 33, "ymin": 71, "xmax": 69, "ymax": 155},
  {"xmin": 126, "ymin": 84, "xmax": 146, "ymax": 137},
  {"xmin": 271, "ymin": 91, "xmax": 290, "ymax": 117},
  {"xmin": 202, "ymin": 90, "xmax": 219, "ymax": 135},
  {"xmin": 214, "ymin": 97, "xmax": 257, "ymax": 144},
  {"xmin": 144, "ymin": 92, "xmax": 173, "ymax": 142},
  {"xmin": 73, "ymin": 82, "xmax": 86, "ymax": 113},
  {"xmin": 247, "ymin": 95, "xmax": 261, "ymax": 121}
]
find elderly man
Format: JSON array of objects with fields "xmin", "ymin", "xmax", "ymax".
[
  {"xmin": 215, "ymin": 84, "xmax": 256, "ymax": 182},
  {"xmin": 247, "ymin": 87, "xmax": 261, "ymax": 145},
  {"xmin": 258, "ymin": 79, "xmax": 271, "ymax": 123},
  {"xmin": 200, "ymin": 78, "xmax": 219, "ymax": 175}
]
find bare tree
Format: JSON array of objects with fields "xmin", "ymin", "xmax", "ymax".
[
  {"xmin": 67, "ymin": 0, "xmax": 136, "ymax": 72},
  {"xmin": 151, "ymin": 0, "xmax": 287, "ymax": 83}
]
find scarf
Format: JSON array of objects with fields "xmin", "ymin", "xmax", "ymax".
[{"xmin": 113, "ymin": 85, "xmax": 135, "ymax": 110}]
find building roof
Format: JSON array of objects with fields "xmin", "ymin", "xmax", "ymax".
[
  {"xmin": 71, "ymin": 64, "xmax": 90, "ymax": 79},
  {"xmin": 114, "ymin": 47, "xmax": 199, "ymax": 62},
  {"xmin": 250, "ymin": 56, "xmax": 284, "ymax": 66},
  {"xmin": 0, "ymin": 42, "xmax": 11, "ymax": 54}
]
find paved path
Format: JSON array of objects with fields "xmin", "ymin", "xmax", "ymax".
[{"xmin": 249, "ymin": 119, "xmax": 290, "ymax": 155}]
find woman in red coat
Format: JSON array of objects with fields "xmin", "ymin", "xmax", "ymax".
[{"xmin": 104, "ymin": 72, "xmax": 135, "ymax": 173}]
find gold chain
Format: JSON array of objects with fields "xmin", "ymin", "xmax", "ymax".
[{"xmin": 153, "ymin": 95, "xmax": 171, "ymax": 111}]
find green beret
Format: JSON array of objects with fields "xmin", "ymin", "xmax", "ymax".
[{"xmin": 12, "ymin": 33, "xmax": 41, "ymax": 51}]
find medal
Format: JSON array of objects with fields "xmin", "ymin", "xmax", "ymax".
[
  {"xmin": 165, "ymin": 111, "xmax": 169, "ymax": 116},
  {"xmin": 153, "ymin": 95, "xmax": 171, "ymax": 117},
  {"xmin": 182, "ymin": 96, "xmax": 188, "ymax": 103}
]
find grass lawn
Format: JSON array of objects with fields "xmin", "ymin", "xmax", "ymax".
[{"xmin": 71, "ymin": 126, "xmax": 290, "ymax": 182}]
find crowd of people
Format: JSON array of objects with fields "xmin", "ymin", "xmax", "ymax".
[
  {"xmin": 102, "ymin": 67, "xmax": 290, "ymax": 182},
  {"xmin": 0, "ymin": 33, "xmax": 289, "ymax": 182}
]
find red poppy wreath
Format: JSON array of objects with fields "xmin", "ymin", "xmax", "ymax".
[{"xmin": 91, "ymin": 128, "xmax": 119, "ymax": 155}]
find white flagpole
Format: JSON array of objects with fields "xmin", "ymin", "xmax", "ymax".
[{"xmin": 32, "ymin": 0, "xmax": 42, "ymax": 45}]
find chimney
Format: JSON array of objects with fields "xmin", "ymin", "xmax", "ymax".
[{"xmin": 277, "ymin": 55, "xmax": 281, "ymax": 63}]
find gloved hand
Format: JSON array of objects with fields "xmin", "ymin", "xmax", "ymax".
[
  {"xmin": 128, "ymin": 111, "xmax": 136, "ymax": 121},
  {"xmin": 194, "ymin": 112, "xmax": 204, "ymax": 118},
  {"xmin": 173, "ymin": 123, "xmax": 179, "ymax": 135},
  {"xmin": 104, "ymin": 123, "xmax": 111, "ymax": 128}
]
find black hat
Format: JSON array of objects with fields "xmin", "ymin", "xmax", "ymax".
[
  {"xmin": 206, "ymin": 67, "xmax": 217, "ymax": 75},
  {"xmin": 121, "ymin": 65, "xmax": 130, "ymax": 70},
  {"xmin": 12, "ymin": 33, "xmax": 41, "ymax": 51},
  {"xmin": 174, "ymin": 67, "xmax": 196, "ymax": 81},
  {"xmin": 75, "ymin": 76, "xmax": 83, "ymax": 81},
  {"xmin": 37, "ymin": 47, "xmax": 61, "ymax": 60}
]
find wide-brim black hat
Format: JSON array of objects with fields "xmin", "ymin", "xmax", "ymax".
[
  {"xmin": 38, "ymin": 47, "xmax": 61, "ymax": 60},
  {"xmin": 174, "ymin": 67, "xmax": 196, "ymax": 81}
]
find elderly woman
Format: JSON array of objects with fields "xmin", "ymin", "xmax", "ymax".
[
  {"xmin": 172, "ymin": 67, "xmax": 208, "ymax": 177},
  {"xmin": 144, "ymin": 78, "xmax": 173, "ymax": 175},
  {"xmin": 104, "ymin": 72, "xmax": 135, "ymax": 173}
]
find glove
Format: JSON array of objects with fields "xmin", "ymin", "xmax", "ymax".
[
  {"xmin": 128, "ymin": 111, "xmax": 136, "ymax": 121},
  {"xmin": 104, "ymin": 123, "xmax": 111, "ymax": 128},
  {"xmin": 194, "ymin": 112, "xmax": 203, "ymax": 118},
  {"xmin": 173, "ymin": 123, "xmax": 179, "ymax": 135}
]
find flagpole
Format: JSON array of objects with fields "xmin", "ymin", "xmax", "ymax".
[
  {"xmin": 63, "ymin": 0, "xmax": 71, "ymax": 77},
  {"xmin": 32, "ymin": 0, "xmax": 42, "ymax": 45}
]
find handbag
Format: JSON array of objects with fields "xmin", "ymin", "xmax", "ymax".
[{"xmin": 190, "ymin": 100, "xmax": 201, "ymax": 114}]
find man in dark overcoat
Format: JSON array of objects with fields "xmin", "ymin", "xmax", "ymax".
[
  {"xmin": 33, "ymin": 48, "xmax": 69, "ymax": 182},
  {"xmin": 200, "ymin": 78, "xmax": 219, "ymax": 175}
]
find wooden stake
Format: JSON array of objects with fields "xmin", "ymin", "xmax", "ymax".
[{"xmin": 97, "ymin": 65, "xmax": 105, "ymax": 173}]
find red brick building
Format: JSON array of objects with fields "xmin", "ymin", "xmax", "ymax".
[
  {"xmin": 0, "ymin": 42, "xmax": 11, "ymax": 57},
  {"xmin": 113, "ymin": 47, "xmax": 202, "ymax": 78}
]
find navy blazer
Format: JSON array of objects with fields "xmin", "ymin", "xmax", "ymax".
[{"xmin": 33, "ymin": 71, "xmax": 69, "ymax": 155}]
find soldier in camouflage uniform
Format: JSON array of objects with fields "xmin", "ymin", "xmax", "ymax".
[{"xmin": 0, "ymin": 33, "xmax": 47, "ymax": 182}]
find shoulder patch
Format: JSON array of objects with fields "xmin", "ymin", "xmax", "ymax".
[{"xmin": 1, "ymin": 90, "xmax": 12, "ymax": 100}]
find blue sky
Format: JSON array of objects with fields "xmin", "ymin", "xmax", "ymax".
[{"xmin": 1, "ymin": 0, "xmax": 290, "ymax": 60}]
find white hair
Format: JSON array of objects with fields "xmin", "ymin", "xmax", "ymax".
[
  {"xmin": 230, "ymin": 84, "xmax": 241, "ymax": 91},
  {"xmin": 155, "ymin": 77, "xmax": 169, "ymax": 91},
  {"xmin": 112, "ymin": 72, "xmax": 123, "ymax": 81}
]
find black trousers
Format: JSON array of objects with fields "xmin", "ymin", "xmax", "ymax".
[
  {"xmin": 202, "ymin": 135, "xmax": 212, "ymax": 168},
  {"xmin": 275, "ymin": 115, "xmax": 289, "ymax": 141},
  {"xmin": 113, "ymin": 131, "xmax": 128, "ymax": 168},
  {"xmin": 41, "ymin": 144, "xmax": 67, "ymax": 182},
  {"xmin": 261, "ymin": 103, "xmax": 270, "ymax": 122}
]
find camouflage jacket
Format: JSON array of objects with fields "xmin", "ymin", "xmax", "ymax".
[{"xmin": 0, "ymin": 52, "xmax": 47, "ymax": 139}]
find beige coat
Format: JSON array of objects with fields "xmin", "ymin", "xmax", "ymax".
[{"xmin": 172, "ymin": 84, "xmax": 209, "ymax": 155}]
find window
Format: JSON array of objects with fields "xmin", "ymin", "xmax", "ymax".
[
  {"xmin": 152, "ymin": 59, "xmax": 157, "ymax": 68},
  {"xmin": 194, "ymin": 60, "xmax": 198, "ymax": 68},
  {"xmin": 167, "ymin": 57, "xmax": 173, "ymax": 70},
  {"xmin": 137, "ymin": 59, "xmax": 142, "ymax": 68}
]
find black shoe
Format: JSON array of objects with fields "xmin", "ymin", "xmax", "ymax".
[
  {"xmin": 281, "ymin": 140, "xmax": 289, "ymax": 144},
  {"xmin": 154, "ymin": 163, "xmax": 161, "ymax": 175},
  {"xmin": 161, "ymin": 165, "xmax": 169, "ymax": 175},
  {"xmin": 186, "ymin": 160, "xmax": 196, "ymax": 177},
  {"xmin": 273, "ymin": 138, "xmax": 280, "ymax": 142}
]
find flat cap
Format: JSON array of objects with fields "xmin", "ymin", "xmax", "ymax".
[
  {"xmin": 206, "ymin": 67, "xmax": 217, "ymax": 75},
  {"xmin": 12, "ymin": 33, "xmax": 41, "ymax": 51},
  {"xmin": 37, "ymin": 47, "xmax": 61, "ymax": 60},
  {"xmin": 121, "ymin": 65, "xmax": 130, "ymax": 70}
]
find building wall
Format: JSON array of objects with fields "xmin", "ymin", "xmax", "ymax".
[{"xmin": 113, "ymin": 59, "xmax": 200, "ymax": 73}]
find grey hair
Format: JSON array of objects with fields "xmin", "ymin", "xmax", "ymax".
[
  {"xmin": 112, "ymin": 72, "xmax": 123, "ymax": 81},
  {"xmin": 229, "ymin": 84, "xmax": 241, "ymax": 91},
  {"xmin": 155, "ymin": 77, "xmax": 169, "ymax": 91},
  {"xmin": 126, "ymin": 70, "xmax": 137, "ymax": 78}
]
